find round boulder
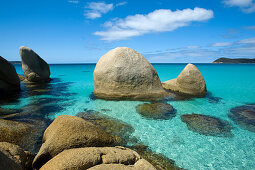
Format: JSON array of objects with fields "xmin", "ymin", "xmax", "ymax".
[
  {"xmin": 229, "ymin": 104, "xmax": 255, "ymax": 133},
  {"xmin": 162, "ymin": 64, "xmax": 206, "ymax": 97},
  {"xmin": 0, "ymin": 56, "xmax": 20, "ymax": 92},
  {"xmin": 33, "ymin": 115, "xmax": 121, "ymax": 169},
  {"xmin": 19, "ymin": 46, "xmax": 50, "ymax": 82},
  {"xmin": 181, "ymin": 114, "xmax": 233, "ymax": 137},
  {"xmin": 93, "ymin": 47, "xmax": 168, "ymax": 101},
  {"xmin": 136, "ymin": 103, "xmax": 176, "ymax": 120}
]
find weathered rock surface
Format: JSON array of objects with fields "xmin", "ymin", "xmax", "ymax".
[
  {"xmin": 162, "ymin": 64, "xmax": 206, "ymax": 97},
  {"xmin": 40, "ymin": 146, "xmax": 156, "ymax": 170},
  {"xmin": 19, "ymin": 46, "xmax": 50, "ymax": 82},
  {"xmin": 181, "ymin": 114, "xmax": 233, "ymax": 137},
  {"xmin": 136, "ymin": 103, "xmax": 176, "ymax": 120},
  {"xmin": 93, "ymin": 47, "xmax": 168, "ymax": 101},
  {"xmin": 0, "ymin": 142, "xmax": 34, "ymax": 170},
  {"xmin": 33, "ymin": 115, "xmax": 121, "ymax": 169},
  {"xmin": 0, "ymin": 56, "xmax": 20, "ymax": 92},
  {"xmin": 229, "ymin": 104, "xmax": 255, "ymax": 133}
]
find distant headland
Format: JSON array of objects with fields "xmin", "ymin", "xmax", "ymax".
[{"xmin": 213, "ymin": 57, "xmax": 255, "ymax": 63}]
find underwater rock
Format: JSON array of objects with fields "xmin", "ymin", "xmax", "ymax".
[
  {"xmin": 93, "ymin": 47, "xmax": 168, "ymax": 101},
  {"xmin": 162, "ymin": 64, "xmax": 207, "ymax": 97},
  {"xmin": 33, "ymin": 115, "xmax": 121, "ymax": 169},
  {"xmin": 0, "ymin": 142, "xmax": 34, "ymax": 170},
  {"xmin": 18, "ymin": 74, "xmax": 25, "ymax": 81},
  {"xmin": 40, "ymin": 146, "xmax": 156, "ymax": 170},
  {"xmin": 181, "ymin": 114, "xmax": 233, "ymax": 137},
  {"xmin": 77, "ymin": 110, "xmax": 136, "ymax": 146},
  {"xmin": 19, "ymin": 46, "xmax": 50, "ymax": 82},
  {"xmin": 0, "ymin": 56, "xmax": 20, "ymax": 93},
  {"xmin": 229, "ymin": 104, "xmax": 255, "ymax": 133},
  {"xmin": 136, "ymin": 102, "xmax": 176, "ymax": 120},
  {"xmin": 130, "ymin": 145, "xmax": 182, "ymax": 170}
]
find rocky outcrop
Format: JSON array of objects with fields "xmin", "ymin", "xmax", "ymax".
[
  {"xmin": 33, "ymin": 115, "xmax": 121, "ymax": 169},
  {"xmin": 136, "ymin": 103, "xmax": 176, "ymax": 120},
  {"xmin": 162, "ymin": 64, "xmax": 206, "ymax": 97},
  {"xmin": 213, "ymin": 57, "xmax": 255, "ymax": 63},
  {"xmin": 19, "ymin": 46, "xmax": 50, "ymax": 82},
  {"xmin": 40, "ymin": 146, "xmax": 156, "ymax": 170},
  {"xmin": 181, "ymin": 114, "xmax": 233, "ymax": 137},
  {"xmin": 93, "ymin": 47, "xmax": 168, "ymax": 101},
  {"xmin": 229, "ymin": 104, "xmax": 255, "ymax": 133},
  {"xmin": 0, "ymin": 142, "xmax": 34, "ymax": 170},
  {"xmin": 0, "ymin": 56, "xmax": 20, "ymax": 92}
]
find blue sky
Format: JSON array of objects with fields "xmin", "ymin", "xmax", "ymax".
[{"xmin": 0, "ymin": 0, "xmax": 255, "ymax": 63}]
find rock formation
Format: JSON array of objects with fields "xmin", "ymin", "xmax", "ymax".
[
  {"xmin": 93, "ymin": 47, "xmax": 168, "ymax": 101},
  {"xmin": 162, "ymin": 64, "xmax": 206, "ymax": 97},
  {"xmin": 19, "ymin": 46, "xmax": 50, "ymax": 82}
]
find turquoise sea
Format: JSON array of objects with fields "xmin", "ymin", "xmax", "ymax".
[{"xmin": 2, "ymin": 63, "xmax": 255, "ymax": 169}]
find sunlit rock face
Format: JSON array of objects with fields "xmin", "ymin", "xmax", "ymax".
[
  {"xmin": 181, "ymin": 114, "xmax": 233, "ymax": 137},
  {"xmin": 19, "ymin": 46, "xmax": 50, "ymax": 83},
  {"xmin": 229, "ymin": 104, "xmax": 255, "ymax": 133},
  {"xmin": 93, "ymin": 47, "xmax": 168, "ymax": 101},
  {"xmin": 162, "ymin": 64, "xmax": 207, "ymax": 97}
]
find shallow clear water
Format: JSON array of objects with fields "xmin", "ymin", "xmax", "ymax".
[{"xmin": 4, "ymin": 64, "xmax": 255, "ymax": 169}]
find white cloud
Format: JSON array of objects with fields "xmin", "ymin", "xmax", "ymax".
[
  {"xmin": 211, "ymin": 42, "xmax": 233, "ymax": 47},
  {"xmin": 245, "ymin": 25, "xmax": 255, "ymax": 30},
  {"xmin": 85, "ymin": 2, "xmax": 114, "ymax": 19},
  {"xmin": 116, "ymin": 2, "xmax": 127, "ymax": 7},
  {"xmin": 223, "ymin": 0, "xmax": 255, "ymax": 13},
  {"xmin": 94, "ymin": 7, "xmax": 214, "ymax": 41},
  {"xmin": 68, "ymin": 0, "xmax": 79, "ymax": 4},
  {"xmin": 238, "ymin": 37, "xmax": 255, "ymax": 44},
  {"xmin": 187, "ymin": 46, "xmax": 200, "ymax": 49}
]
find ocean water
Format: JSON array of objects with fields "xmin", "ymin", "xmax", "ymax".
[{"xmin": 3, "ymin": 63, "xmax": 255, "ymax": 169}]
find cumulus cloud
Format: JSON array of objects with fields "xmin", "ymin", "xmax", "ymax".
[
  {"xmin": 94, "ymin": 7, "xmax": 214, "ymax": 41},
  {"xmin": 223, "ymin": 0, "xmax": 255, "ymax": 13},
  {"xmin": 85, "ymin": 2, "xmax": 114, "ymax": 19},
  {"xmin": 211, "ymin": 42, "xmax": 233, "ymax": 47}
]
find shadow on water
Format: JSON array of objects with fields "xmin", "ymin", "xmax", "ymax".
[{"xmin": 0, "ymin": 77, "xmax": 77, "ymax": 153}]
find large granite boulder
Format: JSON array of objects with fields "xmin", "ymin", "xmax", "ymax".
[
  {"xmin": 0, "ymin": 56, "xmax": 20, "ymax": 92},
  {"xmin": 162, "ymin": 64, "xmax": 206, "ymax": 97},
  {"xmin": 0, "ymin": 142, "xmax": 34, "ymax": 170},
  {"xmin": 40, "ymin": 146, "xmax": 156, "ymax": 170},
  {"xmin": 93, "ymin": 47, "xmax": 168, "ymax": 101},
  {"xmin": 33, "ymin": 115, "xmax": 121, "ymax": 169},
  {"xmin": 181, "ymin": 114, "xmax": 233, "ymax": 137},
  {"xmin": 136, "ymin": 102, "xmax": 176, "ymax": 120},
  {"xmin": 19, "ymin": 46, "xmax": 50, "ymax": 82}
]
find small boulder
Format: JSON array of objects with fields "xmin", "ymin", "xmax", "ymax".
[
  {"xmin": 229, "ymin": 104, "xmax": 255, "ymax": 133},
  {"xmin": 19, "ymin": 46, "xmax": 50, "ymax": 82},
  {"xmin": 181, "ymin": 114, "xmax": 233, "ymax": 137},
  {"xmin": 0, "ymin": 56, "xmax": 20, "ymax": 92},
  {"xmin": 40, "ymin": 146, "xmax": 156, "ymax": 170},
  {"xmin": 93, "ymin": 47, "xmax": 168, "ymax": 101},
  {"xmin": 33, "ymin": 115, "xmax": 121, "ymax": 169},
  {"xmin": 162, "ymin": 64, "xmax": 206, "ymax": 97},
  {"xmin": 0, "ymin": 142, "xmax": 34, "ymax": 170},
  {"xmin": 136, "ymin": 103, "xmax": 176, "ymax": 120}
]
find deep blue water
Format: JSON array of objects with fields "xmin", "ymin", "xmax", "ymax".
[{"xmin": 3, "ymin": 63, "xmax": 255, "ymax": 169}]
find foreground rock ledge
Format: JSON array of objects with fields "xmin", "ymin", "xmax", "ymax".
[
  {"xmin": 40, "ymin": 146, "xmax": 156, "ymax": 170},
  {"xmin": 19, "ymin": 46, "xmax": 50, "ymax": 83},
  {"xmin": 162, "ymin": 64, "xmax": 207, "ymax": 97},
  {"xmin": 93, "ymin": 47, "xmax": 168, "ymax": 101}
]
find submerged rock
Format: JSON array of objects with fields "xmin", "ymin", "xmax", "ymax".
[
  {"xmin": 19, "ymin": 46, "xmax": 50, "ymax": 82},
  {"xmin": 181, "ymin": 114, "xmax": 233, "ymax": 137},
  {"xmin": 229, "ymin": 104, "xmax": 255, "ymax": 133},
  {"xmin": 93, "ymin": 47, "xmax": 168, "ymax": 101},
  {"xmin": 33, "ymin": 115, "xmax": 121, "ymax": 169},
  {"xmin": 162, "ymin": 64, "xmax": 207, "ymax": 97},
  {"xmin": 136, "ymin": 102, "xmax": 176, "ymax": 120},
  {"xmin": 0, "ymin": 56, "xmax": 20, "ymax": 93},
  {"xmin": 0, "ymin": 142, "xmax": 34, "ymax": 170},
  {"xmin": 40, "ymin": 146, "xmax": 156, "ymax": 170}
]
